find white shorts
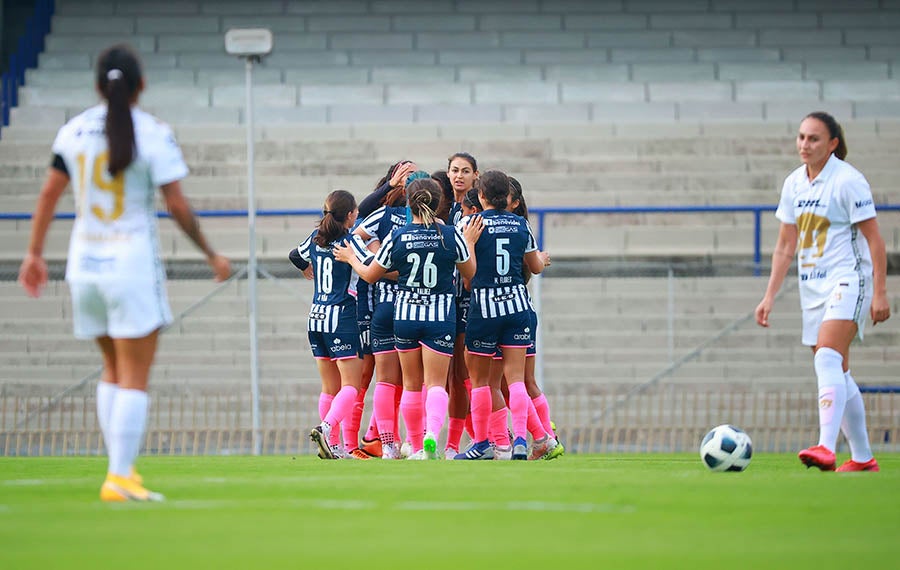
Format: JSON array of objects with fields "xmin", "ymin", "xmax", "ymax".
[
  {"xmin": 68, "ymin": 279, "xmax": 173, "ymax": 340},
  {"xmin": 801, "ymin": 280, "xmax": 872, "ymax": 346}
]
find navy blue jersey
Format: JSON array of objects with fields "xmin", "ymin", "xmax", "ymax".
[
  {"xmin": 449, "ymin": 202, "xmax": 463, "ymax": 226},
  {"xmin": 465, "ymin": 209, "xmax": 536, "ymax": 289},
  {"xmin": 375, "ymin": 222, "xmax": 469, "ymax": 322},
  {"xmin": 359, "ymin": 205, "xmax": 408, "ymax": 304},
  {"xmin": 296, "ymin": 230, "xmax": 371, "ymax": 331}
]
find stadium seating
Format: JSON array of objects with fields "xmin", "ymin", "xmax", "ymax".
[{"xmin": 1, "ymin": 0, "xmax": 899, "ymax": 453}]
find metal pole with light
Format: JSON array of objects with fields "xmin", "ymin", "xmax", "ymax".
[{"xmin": 225, "ymin": 28, "xmax": 273, "ymax": 456}]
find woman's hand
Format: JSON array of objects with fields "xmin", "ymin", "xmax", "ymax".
[
  {"xmin": 207, "ymin": 253, "xmax": 232, "ymax": 282},
  {"xmin": 332, "ymin": 242, "xmax": 353, "ymax": 263},
  {"xmin": 755, "ymin": 297, "xmax": 774, "ymax": 327},
  {"xmin": 389, "ymin": 161, "xmax": 416, "ymax": 188},
  {"xmin": 18, "ymin": 253, "xmax": 48, "ymax": 298},
  {"xmin": 462, "ymin": 215, "xmax": 484, "ymax": 246},
  {"xmin": 871, "ymin": 290, "xmax": 891, "ymax": 325},
  {"xmin": 538, "ymin": 250, "xmax": 551, "ymax": 268}
]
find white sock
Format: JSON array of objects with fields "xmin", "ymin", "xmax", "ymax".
[
  {"xmin": 96, "ymin": 381, "xmax": 118, "ymax": 449},
  {"xmin": 814, "ymin": 347, "xmax": 846, "ymax": 452},
  {"xmin": 107, "ymin": 389, "xmax": 149, "ymax": 478},
  {"xmin": 841, "ymin": 371, "xmax": 874, "ymax": 463}
]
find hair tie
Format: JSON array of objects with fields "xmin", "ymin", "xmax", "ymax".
[
  {"xmin": 323, "ymin": 209, "xmax": 332, "ymax": 215},
  {"xmin": 107, "ymin": 68, "xmax": 124, "ymax": 81}
]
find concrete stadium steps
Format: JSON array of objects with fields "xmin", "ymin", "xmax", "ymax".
[
  {"xmin": 2, "ymin": 0, "xmax": 899, "ymax": 128},
  {"xmin": 1, "ymin": 276, "xmax": 898, "ymax": 391}
]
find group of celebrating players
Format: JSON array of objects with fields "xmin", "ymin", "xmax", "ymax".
[{"xmin": 290, "ymin": 153, "xmax": 564, "ymax": 461}]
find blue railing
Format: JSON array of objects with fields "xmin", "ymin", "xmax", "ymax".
[
  {"xmin": 1, "ymin": 0, "xmax": 55, "ymax": 137},
  {"xmin": 2, "ymin": 204, "xmax": 898, "ymax": 276}
]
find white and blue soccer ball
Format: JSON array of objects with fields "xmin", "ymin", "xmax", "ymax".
[{"xmin": 699, "ymin": 424, "xmax": 752, "ymax": 472}]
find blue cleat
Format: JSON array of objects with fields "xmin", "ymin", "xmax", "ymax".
[
  {"xmin": 512, "ymin": 437, "xmax": 528, "ymax": 460},
  {"xmin": 454, "ymin": 439, "xmax": 495, "ymax": 460}
]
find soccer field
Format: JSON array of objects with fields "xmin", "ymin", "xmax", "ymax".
[{"xmin": 1, "ymin": 455, "xmax": 898, "ymax": 569}]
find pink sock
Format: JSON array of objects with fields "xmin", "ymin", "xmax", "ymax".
[
  {"xmin": 342, "ymin": 387, "xmax": 367, "ymax": 451},
  {"xmin": 526, "ymin": 397, "xmax": 546, "ymax": 440},
  {"xmin": 463, "ymin": 378, "xmax": 474, "ymax": 438},
  {"xmin": 324, "ymin": 385, "xmax": 358, "ymax": 428},
  {"xmin": 490, "ymin": 408, "xmax": 511, "ymax": 447},
  {"xmin": 507, "ymin": 381, "xmax": 529, "ymax": 441},
  {"xmin": 425, "ymin": 386, "xmax": 449, "ymax": 437},
  {"xmin": 532, "ymin": 394, "xmax": 555, "ymax": 438},
  {"xmin": 394, "ymin": 386, "xmax": 402, "ymax": 444},
  {"xmin": 373, "ymin": 382, "xmax": 396, "ymax": 445},
  {"xmin": 447, "ymin": 417, "xmax": 464, "ymax": 451},
  {"xmin": 364, "ymin": 412, "xmax": 379, "ymax": 441},
  {"xmin": 400, "ymin": 390, "xmax": 424, "ymax": 452},
  {"xmin": 318, "ymin": 392, "xmax": 334, "ymax": 422},
  {"xmin": 470, "ymin": 386, "xmax": 491, "ymax": 443}
]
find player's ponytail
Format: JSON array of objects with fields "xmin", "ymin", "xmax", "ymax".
[
  {"xmin": 315, "ymin": 190, "xmax": 357, "ymax": 247},
  {"xmin": 406, "ymin": 178, "xmax": 445, "ymax": 247},
  {"xmin": 479, "ymin": 170, "xmax": 511, "ymax": 210},
  {"xmin": 508, "ymin": 176, "xmax": 529, "ymax": 219},
  {"xmin": 96, "ymin": 44, "xmax": 142, "ymax": 176},
  {"xmin": 805, "ymin": 111, "xmax": 848, "ymax": 160}
]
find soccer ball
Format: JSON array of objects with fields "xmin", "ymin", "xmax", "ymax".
[{"xmin": 699, "ymin": 424, "xmax": 752, "ymax": 472}]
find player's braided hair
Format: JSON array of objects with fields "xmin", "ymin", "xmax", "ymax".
[
  {"xmin": 96, "ymin": 44, "xmax": 142, "ymax": 176},
  {"xmin": 315, "ymin": 190, "xmax": 356, "ymax": 247},
  {"xmin": 406, "ymin": 178, "xmax": 446, "ymax": 248}
]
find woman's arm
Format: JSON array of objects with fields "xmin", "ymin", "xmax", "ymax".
[
  {"xmin": 160, "ymin": 180, "xmax": 231, "ymax": 281},
  {"xmin": 333, "ymin": 242, "xmax": 387, "ymax": 284},
  {"xmin": 18, "ymin": 168, "xmax": 69, "ymax": 298},
  {"xmin": 755, "ymin": 222, "xmax": 798, "ymax": 327},
  {"xmin": 857, "ymin": 217, "xmax": 891, "ymax": 325}
]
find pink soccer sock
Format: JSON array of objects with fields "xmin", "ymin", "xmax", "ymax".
[
  {"xmin": 507, "ymin": 381, "xmax": 529, "ymax": 441},
  {"xmin": 470, "ymin": 386, "xmax": 492, "ymax": 443},
  {"xmin": 526, "ymin": 397, "xmax": 546, "ymax": 440},
  {"xmin": 400, "ymin": 390, "xmax": 424, "ymax": 452},
  {"xmin": 532, "ymin": 394, "xmax": 555, "ymax": 438},
  {"xmin": 318, "ymin": 392, "xmax": 334, "ymax": 423},
  {"xmin": 463, "ymin": 379, "xmax": 474, "ymax": 438},
  {"xmin": 425, "ymin": 386, "xmax": 450, "ymax": 437},
  {"xmin": 324, "ymin": 386, "xmax": 358, "ymax": 429},
  {"xmin": 373, "ymin": 382, "xmax": 396, "ymax": 445},
  {"xmin": 394, "ymin": 386, "xmax": 403, "ymax": 444},
  {"xmin": 447, "ymin": 417, "xmax": 465, "ymax": 451},
  {"xmin": 490, "ymin": 408, "xmax": 511, "ymax": 447},
  {"xmin": 342, "ymin": 387, "xmax": 367, "ymax": 451},
  {"xmin": 364, "ymin": 413, "xmax": 379, "ymax": 441}
]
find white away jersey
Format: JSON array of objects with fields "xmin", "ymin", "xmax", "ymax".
[
  {"xmin": 775, "ymin": 154, "xmax": 877, "ymax": 309},
  {"xmin": 53, "ymin": 104, "xmax": 188, "ymax": 283}
]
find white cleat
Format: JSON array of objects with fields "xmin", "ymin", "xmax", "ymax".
[
  {"xmin": 406, "ymin": 449, "xmax": 428, "ymax": 460},
  {"xmin": 494, "ymin": 444, "xmax": 512, "ymax": 460}
]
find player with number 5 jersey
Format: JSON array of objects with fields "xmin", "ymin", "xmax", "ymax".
[
  {"xmin": 336, "ymin": 179, "xmax": 482, "ymax": 459},
  {"xmin": 456, "ymin": 171, "xmax": 549, "ymax": 460}
]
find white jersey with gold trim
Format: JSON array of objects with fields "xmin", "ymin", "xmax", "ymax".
[
  {"xmin": 775, "ymin": 154, "xmax": 877, "ymax": 309},
  {"xmin": 52, "ymin": 104, "xmax": 188, "ymax": 283}
]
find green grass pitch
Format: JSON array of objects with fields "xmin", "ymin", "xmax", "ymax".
[{"xmin": 1, "ymin": 454, "xmax": 898, "ymax": 569}]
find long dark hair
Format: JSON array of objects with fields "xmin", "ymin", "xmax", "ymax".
[
  {"xmin": 805, "ymin": 111, "xmax": 848, "ymax": 160},
  {"xmin": 315, "ymin": 190, "xmax": 356, "ymax": 247},
  {"xmin": 406, "ymin": 178, "xmax": 446, "ymax": 249},
  {"xmin": 96, "ymin": 44, "xmax": 142, "ymax": 176},
  {"xmin": 478, "ymin": 170, "xmax": 510, "ymax": 210},
  {"xmin": 463, "ymin": 187, "xmax": 482, "ymax": 212},
  {"xmin": 447, "ymin": 152, "xmax": 477, "ymax": 172},
  {"xmin": 508, "ymin": 176, "xmax": 528, "ymax": 219},
  {"xmin": 431, "ymin": 169, "xmax": 453, "ymax": 221}
]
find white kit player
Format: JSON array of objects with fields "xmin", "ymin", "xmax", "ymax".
[
  {"xmin": 18, "ymin": 44, "xmax": 231, "ymax": 501},
  {"xmin": 755, "ymin": 111, "xmax": 890, "ymax": 472}
]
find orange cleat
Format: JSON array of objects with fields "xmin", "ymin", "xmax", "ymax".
[
  {"xmin": 798, "ymin": 445, "xmax": 836, "ymax": 471},
  {"xmin": 100, "ymin": 474, "xmax": 164, "ymax": 502},
  {"xmin": 348, "ymin": 448, "xmax": 373, "ymax": 460},
  {"xmin": 836, "ymin": 458, "xmax": 880, "ymax": 472},
  {"xmin": 360, "ymin": 437, "xmax": 382, "ymax": 458}
]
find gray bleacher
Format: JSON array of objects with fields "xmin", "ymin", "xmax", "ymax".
[{"xmin": 2, "ymin": 0, "xmax": 899, "ymax": 453}]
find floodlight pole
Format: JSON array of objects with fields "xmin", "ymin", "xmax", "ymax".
[{"xmin": 244, "ymin": 55, "xmax": 261, "ymax": 456}]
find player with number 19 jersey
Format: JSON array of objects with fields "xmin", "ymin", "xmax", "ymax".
[
  {"xmin": 295, "ymin": 229, "xmax": 371, "ymax": 360},
  {"xmin": 462, "ymin": 209, "xmax": 537, "ymax": 356}
]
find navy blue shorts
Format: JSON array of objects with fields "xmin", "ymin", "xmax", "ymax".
[
  {"xmin": 308, "ymin": 304, "xmax": 362, "ymax": 361},
  {"xmin": 394, "ymin": 317, "xmax": 456, "ymax": 356},
  {"xmin": 370, "ymin": 300, "xmax": 396, "ymax": 355},
  {"xmin": 465, "ymin": 308, "xmax": 532, "ymax": 357},
  {"xmin": 358, "ymin": 313, "xmax": 373, "ymax": 356}
]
